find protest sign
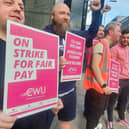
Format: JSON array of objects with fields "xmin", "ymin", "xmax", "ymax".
[
  {"xmin": 2, "ymin": 21, "xmax": 59, "ymax": 118},
  {"xmin": 108, "ymin": 59, "xmax": 120, "ymax": 93},
  {"xmin": 61, "ymin": 32, "xmax": 85, "ymax": 82}
]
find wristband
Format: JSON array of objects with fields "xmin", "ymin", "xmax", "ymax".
[{"xmin": 101, "ymin": 83, "xmax": 107, "ymax": 88}]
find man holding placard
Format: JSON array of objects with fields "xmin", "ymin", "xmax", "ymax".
[
  {"xmin": 0, "ymin": 0, "xmax": 63, "ymax": 129},
  {"xmin": 83, "ymin": 22, "xmax": 121, "ymax": 129},
  {"xmin": 44, "ymin": 1, "xmax": 103, "ymax": 129}
]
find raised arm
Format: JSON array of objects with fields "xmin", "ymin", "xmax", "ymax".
[
  {"xmin": 85, "ymin": 0, "xmax": 102, "ymax": 47},
  {"xmin": 74, "ymin": 1, "xmax": 111, "ymax": 47}
]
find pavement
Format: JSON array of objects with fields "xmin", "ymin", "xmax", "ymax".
[{"xmin": 51, "ymin": 74, "xmax": 129, "ymax": 129}]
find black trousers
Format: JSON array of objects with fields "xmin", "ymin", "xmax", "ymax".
[
  {"xmin": 12, "ymin": 110, "xmax": 54, "ymax": 129},
  {"xmin": 117, "ymin": 79, "xmax": 129, "ymax": 120},
  {"xmin": 84, "ymin": 89, "xmax": 109, "ymax": 129},
  {"xmin": 107, "ymin": 79, "xmax": 129, "ymax": 121},
  {"xmin": 107, "ymin": 93, "xmax": 118, "ymax": 121}
]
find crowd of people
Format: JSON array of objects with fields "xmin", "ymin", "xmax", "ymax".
[{"xmin": 0, "ymin": 0, "xmax": 129, "ymax": 129}]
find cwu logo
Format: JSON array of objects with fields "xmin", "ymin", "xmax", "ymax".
[
  {"xmin": 22, "ymin": 86, "xmax": 46, "ymax": 97},
  {"xmin": 67, "ymin": 67, "xmax": 77, "ymax": 73}
]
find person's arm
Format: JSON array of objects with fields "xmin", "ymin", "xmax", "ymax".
[
  {"xmin": 51, "ymin": 98, "xmax": 63, "ymax": 115},
  {"xmin": 86, "ymin": 0, "xmax": 102, "ymax": 38},
  {"xmin": 59, "ymin": 56, "xmax": 67, "ymax": 71},
  {"xmin": 87, "ymin": 2, "xmax": 111, "ymax": 39},
  {"xmin": 101, "ymin": 4, "xmax": 111, "ymax": 14},
  {"xmin": 74, "ymin": 0, "xmax": 101, "ymax": 47},
  {"xmin": 0, "ymin": 112, "xmax": 16, "ymax": 129},
  {"xmin": 91, "ymin": 53, "xmax": 104, "ymax": 85},
  {"xmin": 82, "ymin": 2, "xmax": 111, "ymax": 47},
  {"xmin": 86, "ymin": 3, "xmax": 111, "ymax": 42},
  {"xmin": 91, "ymin": 43, "xmax": 112, "ymax": 95}
]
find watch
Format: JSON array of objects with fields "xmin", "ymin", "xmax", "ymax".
[{"xmin": 101, "ymin": 83, "xmax": 107, "ymax": 88}]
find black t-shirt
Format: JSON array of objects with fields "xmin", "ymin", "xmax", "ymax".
[{"xmin": 0, "ymin": 39, "xmax": 6, "ymax": 109}]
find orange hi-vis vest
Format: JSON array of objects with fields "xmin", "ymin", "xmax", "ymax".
[
  {"xmin": 83, "ymin": 39, "xmax": 111, "ymax": 94},
  {"xmin": 85, "ymin": 38, "xmax": 100, "ymax": 67}
]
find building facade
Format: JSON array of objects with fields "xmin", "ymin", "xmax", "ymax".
[
  {"xmin": 23, "ymin": 0, "xmax": 104, "ymax": 30},
  {"xmin": 23, "ymin": 0, "xmax": 55, "ymax": 29},
  {"xmin": 23, "ymin": 0, "xmax": 90, "ymax": 30},
  {"xmin": 120, "ymin": 16, "xmax": 129, "ymax": 31},
  {"xmin": 112, "ymin": 16, "xmax": 129, "ymax": 31}
]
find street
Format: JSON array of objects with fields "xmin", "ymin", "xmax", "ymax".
[{"xmin": 51, "ymin": 74, "xmax": 129, "ymax": 129}]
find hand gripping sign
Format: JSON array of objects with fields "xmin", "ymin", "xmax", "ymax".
[{"xmin": 2, "ymin": 21, "xmax": 59, "ymax": 118}]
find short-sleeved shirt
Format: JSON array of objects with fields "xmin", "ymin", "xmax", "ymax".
[
  {"xmin": 111, "ymin": 43, "xmax": 129, "ymax": 79},
  {"xmin": 93, "ymin": 43, "xmax": 103, "ymax": 54}
]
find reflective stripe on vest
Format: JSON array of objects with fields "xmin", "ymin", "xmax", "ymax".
[
  {"xmin": 85, "ymin": 47, "xmax": 93, "ymax": 67},
  {"xmin": 83, "ymin": 39, "xmax": 110, "ymax": 94}
]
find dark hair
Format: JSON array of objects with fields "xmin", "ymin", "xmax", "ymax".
[{"xmin": 121, "ymin": 29, "xmax": 129, "ymax": 35}]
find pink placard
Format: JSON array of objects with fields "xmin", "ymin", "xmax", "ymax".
[
  {"xmin": 61, "ymin": 32, "xmax": 85, "ymax": 82},
  {"xmin": 108, "ymin": 59, "xmax": 120, "ymax": 93},
  {"xmin": 3, "ymin": 21, "xmax": 59, "ymax": 118}
]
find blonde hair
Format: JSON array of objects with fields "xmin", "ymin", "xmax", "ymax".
[{"xmin": 104, "ymin": 22, "xmax": 121, "ymax": 36}]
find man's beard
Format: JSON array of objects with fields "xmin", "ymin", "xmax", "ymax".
[
  {"xmin": 120, "ymin": 42, "xmax": 128, "ymax": 47},
  {"xmin": 52, "ymin": 20, "xmax": 70, "ymax": 38}
]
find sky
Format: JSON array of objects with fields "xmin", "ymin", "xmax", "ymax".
[
  {"xmin": 86, "ymin": 0, "xmax": 129, "ymax": 26},
  {"xmin": 102, "ymin": 0, "xmax": 129, "ymax": 25},
  {"xmin": 55, "ymin": 0, "xmax": 129, "ymax": 28}
]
